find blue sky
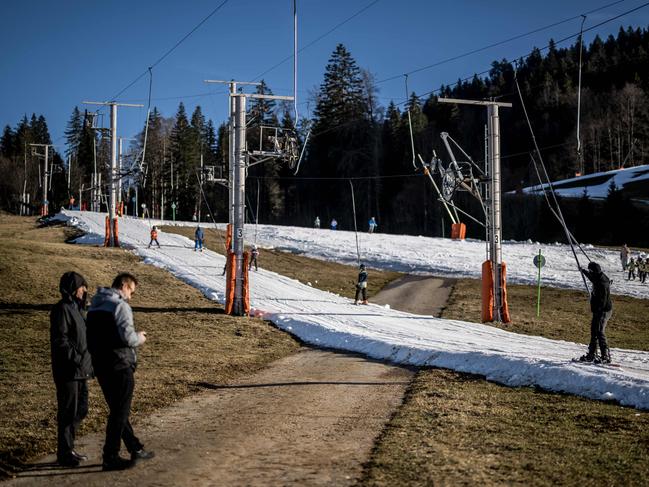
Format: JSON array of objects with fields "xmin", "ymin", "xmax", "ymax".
[{"xmin": 1, "ymin": 0, "xmax": 648, "ymax": 152}]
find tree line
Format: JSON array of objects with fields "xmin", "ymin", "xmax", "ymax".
[{"xmin": 1, "ymin": 25, "xmax": 648, "ymax": 245}]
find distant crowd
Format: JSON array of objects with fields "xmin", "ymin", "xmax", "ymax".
[{"xmin": 620, "ymin": 244, "xmax": 648, "ymax": 283}]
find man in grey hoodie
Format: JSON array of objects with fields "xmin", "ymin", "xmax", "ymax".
[{"xmin": 86, "ymin": 273, "xmax": 154, "ymax": 471}]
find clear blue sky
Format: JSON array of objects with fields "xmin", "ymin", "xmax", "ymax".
[{"xmin": 1, "ymin": 0, "xmax": 648, "ymax": 152}]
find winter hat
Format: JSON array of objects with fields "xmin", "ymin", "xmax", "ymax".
[
  {"xmin": 360, "ymin": 264, "xmax": 366, "ymax": 270},
  {"xmin": 59, "ymin": 271, "xmax": 88, "ymax": 298},
  {"xmin": 587, "ymin": 261, "xmax": 602, "ymax": 274}
]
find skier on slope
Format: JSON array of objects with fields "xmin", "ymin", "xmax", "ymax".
[
  {"xmin": 249, "ymin": 245, "xmax": 259, "ymax": 271},
  {"xmin": 354, "ymin": 264, "xmax": 369, "ymax": 305},
  {"xmin": 627, "ymin": 257, "xmax": 637, "ymax": 281},
  {"xmin": 148, "ymin": 226, "xmax": 160, "ymax": 249},
  {"xmin": 314, "ymin": 216, "xmax": 320, "ymax": 229},
  {"xmin": 330, "ymin": 218, "xmax": 338, "ymax": 231},
  {"xmin": 194, "ymin": 225, "xmax": 204, "ymax": 252},
  {"xmin": 620, "ymin": 244, "xmax": 630, "ymax": 271},
  {"xmin": 578, "ymin": 261, "xmax": 612, "ymax": 363},
  {"xmin": 368, "ymin": 217, "xmax": 377, "ymax": 234}
]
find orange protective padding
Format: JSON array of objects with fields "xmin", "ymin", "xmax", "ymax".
[
  {"xmin": 113, "ymin": 218, "xmax": 120, "ymax": 247},
  {"xmin": 224, "ymin": 251, "xmax": 236, "ymax": 315},
  {"xmin": 225, "ymin": 224, "xmax": 233, "ymax": 252},
  {"xmin": 481, "ymin": 260, "xmax": 494, "ymax": 322},
  {"xmin": 451, "ymin": 222, "xmax": 466, "ymax": 240},
  {"xmin": 104, "ymin": 216, "xmax": 110, "ymax": 247},
  {"xmin": 500, "ymin": 261, "xmax": 511, "ymax": 323},
  {"xmin": 242, "ymin": 251, "xmax": 251, "ymax": 315}
]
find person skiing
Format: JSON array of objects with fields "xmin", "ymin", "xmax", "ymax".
[
  {"xmin": 249, "ymin": 245, "xmax": 259, "ymax": 271},
  {"xmin": 148, "ymin": 226, "xmax": 160, "ymax": 249},
  {"xmin": 314, "ymin": 216, "xmax": 320, "ymax": 229},
  {"xmin": 354, "ymin": 264, "xmax": 369, "ymax": 305},
  {"xmin": 627, "ymin": 257, "xmax": 637, "ymax": 280},
  {"xmin": 330, "ymin": 218, "xmax": 338, "ymax": 231},
  {"xmin": 50, "ymin": 271, "xmax": 93, "ymax": 467},
  {"xmin": 368, "ymin": 217, "xmax": 377, "ymax": 234},
  {"xmin": 578, "ymin": 261, "xmax": 612, "ymax": 363},
  {"xmin": 620, "ymin": 244, "xmax": 630, "ymax": 271},
  {"xmin": 192, "ymin": 212, "xmax": 197, "ymax": 222},
  {"xmin": 194, "ymin": 225, "xmax": 204, "ymax": 252},
  {"xmin": 641, "ymin": 258, "xmax": 649, "ymax": 284}
]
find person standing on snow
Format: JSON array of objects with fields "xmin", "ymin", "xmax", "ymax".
[
  {"xmin": 314, "ymin": 216, "xmax": 320, "ymax": 229},
  {"xmin": 249, "ymin": 245, "xmax": 259, "ymax": 271},
  {"xmin": 368, "ymin": 217, "xmax": 377, "ymax": 234},
  {"xmin": 627, "ymin": 257, "xmax": 637, "ymax": 280},
  {"xmin": 194, "ymin": 225, "xmax": 204, "ymax": 252},
  {"xmin": 330, "ymin": 218, "xmax": 338, "ymax": 231},
  {"xmin": 620, "ymin": 244, "xmax": 630, "ymax": 271},
  {"xmin": 148, "ymin": 226, "xmax": 160, "ymax": 249},
  {"xmin": 354, "ymin": 264, "xmax": 369, "ymax": 305},
  {"xmin": 50, "ymin": 271, "xmax": 93, "ymax": 467},
  {"xmin": 579, "ymin": 262, "xmax": 612, "ymax": 363},
  {"xmin": 86, "ymin": 273, "xmax": 154, "ymax": 471}
]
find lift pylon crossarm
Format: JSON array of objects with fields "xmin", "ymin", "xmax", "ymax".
[{"xmin": 438, "ymin": 97, "xmax": 512, "ymax": 108}]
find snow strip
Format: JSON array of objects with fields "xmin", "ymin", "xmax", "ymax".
[{"xmin": 57, "ymin": 211, "xmax": 649, "ymax": 410}]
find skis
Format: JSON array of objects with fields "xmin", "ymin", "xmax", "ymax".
[{"xmin": 571, "ymin": 357, "xmax": 622, "ymax": 368}]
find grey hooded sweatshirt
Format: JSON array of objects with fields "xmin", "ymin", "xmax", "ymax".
[{"xmin": 86, "ymin": 287, "xmax": 144, "ymax": 375}]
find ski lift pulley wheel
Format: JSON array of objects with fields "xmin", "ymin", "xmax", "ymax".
[{"xmin": 441, "ymin": 168, "xmax": 458, "ymax": 201}]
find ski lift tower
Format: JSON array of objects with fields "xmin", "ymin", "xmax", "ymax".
[
  {"xmin": 205, "ymin": 79, "xmax": 295, "ymax": 316},
  {"xmin": 83, "ymin": 101, "xmax": 143, "ymax": 246},
  {"xmin": 438, "ymin": 98, "xmax": 512, "ymax": 322}
]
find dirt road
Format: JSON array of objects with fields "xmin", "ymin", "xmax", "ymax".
[
  {"xmin": 372, "ymin": 275, "xmax": 455, "ymax": 317},
  {"xmin": 9, "ymin": 348, "xmax": 412, "ymax": 486}
]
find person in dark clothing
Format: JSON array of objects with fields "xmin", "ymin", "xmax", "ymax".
[
  {"xmin": 579, "ymin": 261, "xmax": 613, "ymax": 363},
  {"xmin": 249, "ymin": 245, "xmax": 259, "ymax": 271},
  {"xmin": 194, "ymin": 225, "xmax": 204, "ymax": 252},
  {"xmin": 354, "ymin": 264, "xmax": 369, "ymax": 305},
  {"xmin": 50, "ymin": 271, "xmax": 93, "ymax": 467},
  {"xmin": 86, "ymin": 273, "xmax": 154, "ymax": 471}
]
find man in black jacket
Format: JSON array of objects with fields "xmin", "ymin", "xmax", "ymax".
[
  {"xmin": 50, "ymin": 271, "xmax": 93, "ymax": 467},
  {"xmin": 87, "ymin": 273, "xmax": 154, "ymax": 471},
  {"xmin": 579, "ymin": 261, "xmax": 613, "ymax": 363}
]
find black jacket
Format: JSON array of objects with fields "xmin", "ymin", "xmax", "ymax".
[
  {"xmin": 582, "ymin": 264, "xmax": 613, "ymax": 313},
  {"xmin": 86, "ymin": 287, "xmax": 144, "ymax": 376},
  {"xmin": 50, "ymin": 272, "xmax": 93, "ymax": 382}
]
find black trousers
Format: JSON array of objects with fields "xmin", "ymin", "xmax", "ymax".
[
  {"xmin": 355, "ymin": 285, "xmax": 367, "ymax": 302},
  {"xmin": 97, "ymin": 368, "xmax": 143, "ymax": 459},
  {"xmin": 55, "ymin": 379, "xmax": 88, "ymax": 458},
  {"xmin": 588, "ymin": 310, "xmax": 612, "ymax": 357}
]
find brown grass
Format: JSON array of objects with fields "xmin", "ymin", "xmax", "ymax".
[{"xmin": 0, "ymin": 214, "xmax": 299, "ymax": 476}]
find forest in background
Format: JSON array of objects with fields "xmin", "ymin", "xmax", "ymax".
[{"xmin": 1, "ymin": 25, "xmax": 648, "ymax": 246}]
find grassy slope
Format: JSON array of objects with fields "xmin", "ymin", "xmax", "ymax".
[
  {"xmin": 363, "ymin": 280, "xmax": 649, "ymax": 486},
  {"xmin": 0, "ymin": 215, "xmax": 300, "ymax": 476}
]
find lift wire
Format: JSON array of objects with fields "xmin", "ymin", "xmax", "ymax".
[
  {"xmin": 404, "ymin": 75, "xmax": 417, "ymax": 170},
  {"xmin": 349, "ymin": 180, "xmax": 361, "ymax": 266},
  {"xmin": 252, "ymin": 0, "xmax": 381, "ymax": 82},
  {"xmin": 377, "ymin": 0, "xmax": 626, "ymax": 85},
  {"xmin": 576, "ymin": 15, "xmax": 587, "ymax": 174},
  {"xmin": 513, "ymin": 69, "xmax": 591, "ymax": 295}
]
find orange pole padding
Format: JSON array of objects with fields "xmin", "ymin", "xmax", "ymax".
[
  {"xmin": 112, "ymin": 218, "xmax": 120, "ymax": 247},
  {"xmin": 481, "ymin": 260, "xmax": 494, "ymax": 323},
  {"xmin": 104, "ymin": 216, "xmax": 110, "ymax": 247},
  {"xmin": 225, "ymin": 224, "xmax": 233, "ymax": 252},
  {"xmin": 451, "ymin": 222, "xmax": 466, "ymax": 240},
  {"xmin": 242, "ymin": 251, "xmax": 251, "ymax": 315},
  {"xmin": 224, "ymin": 251, "xmax": 237, "ymax": 315},
  {"xmin": 500, "ymin": 261, "xmax": 511, "ymax": 323}
]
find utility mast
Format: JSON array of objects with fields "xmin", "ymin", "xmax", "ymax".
[
  {"xmin": 83, "ymin": 101, "xmax": 143, "ymax": 246},
  {"xmin": 437, "ymin": 98, "xmax": 512, "ymax": 323},
  {"xmin": 30, "ymin": 143, "xmax": 53, "ymax": 216},
  {"xmin": 205, "ymin": 79, "xmax": 295, "ymax": 316}
]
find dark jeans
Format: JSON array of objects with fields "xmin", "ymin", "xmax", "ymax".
[
  {"xmin": 588, "ymin": 309, "xmax": 612, "ymax": 358},
  {"xmin": 55, "ymin": 379, "xmax": 88, "ymax": 458},
  {"xmin": 195, "ymin": 238, "xmax": 203, "ymax": 250},
  {"xmin": 97, "ymin": 368, "xmax": 143, "ymax": 459},
  {"xmin": 148, "ymin": 238, "xmax": 160, "ymax": 248},
  {"xmin": 249, "ymin": 256, "xmax": 258, "ymax": 271},
  {"xmin": 355, "ymin": 285, "xmax": 367, "ymax": 302}
]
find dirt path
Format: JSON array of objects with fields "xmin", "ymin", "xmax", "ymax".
[
  {"xmin": 372, "ymin": 275, "xmax": 456, "ymax": 317},
  {"xmin": 9, "ymin": 348, "xmax": 413, "ymax": 486}
]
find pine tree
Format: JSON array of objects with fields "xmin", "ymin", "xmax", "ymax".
[{"xmin": 64, "ymin": 107, "xmax": 83, "ymax": 159}]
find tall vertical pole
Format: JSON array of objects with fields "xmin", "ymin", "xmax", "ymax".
[
  {"xmin": 232, "ymin": 93, "xmax": 247, "ymax": 316},
  {"xmin": 118, "ymin": 138, "xmax": 123, "ymax": 208},
  {"xmin": 108, "ymin": 103, "xmax": 117, "ymax": 246},
  {"xmin": 43, "ymin": 145, "xmax": 49, "ymax": 216},
  {"xmin": 228, "ymin": 82, "xmax": 236, "ymax": 227},
  {"xmin": 67, "ymin": 154, "xmax": 72, "ymax": 196},
  {"xmin": 488, "ymin": 104, "xmax": 502, "ymax": 321}
]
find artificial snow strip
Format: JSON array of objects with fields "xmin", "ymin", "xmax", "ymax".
[{"xmin": 58, "ymin": 211, "xmax": 649, "ymax": 410}]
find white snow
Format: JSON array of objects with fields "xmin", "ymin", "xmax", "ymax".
[
  {"xmin": 519, "ymin": 163, "xmax": 649, "ymax": 200},
  {"xmin": 58, "ymin": 211, "xmax": 649, "ymax": 410}
]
